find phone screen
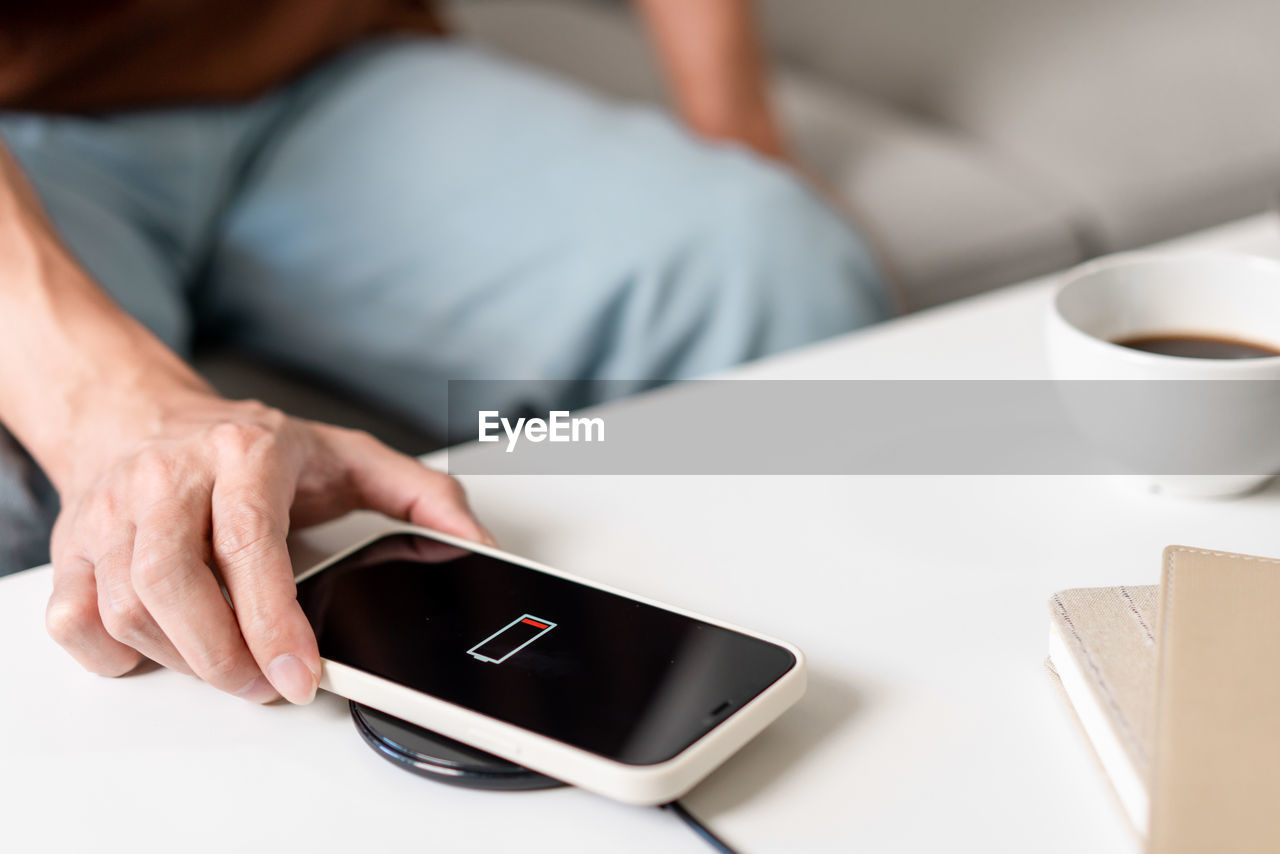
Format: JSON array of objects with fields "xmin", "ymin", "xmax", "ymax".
[{"xmin": 296, "ymin": 533, "xmax": 796, "ymax": 766}]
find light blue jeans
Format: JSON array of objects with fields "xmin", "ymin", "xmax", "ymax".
[{"xmin": 0, "ymin": 37, "xmax": 887, "ymax": 575}]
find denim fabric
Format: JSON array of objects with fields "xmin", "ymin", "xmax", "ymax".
[{"xmin": 0, "ymin": 37, "xmax": 887, "ymax": 575}]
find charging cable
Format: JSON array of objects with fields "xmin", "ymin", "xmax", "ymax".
[
  {"xmin": 662, "ymin": 801, "xmax": 739, "ymax": 854},
  {"xmin": 350, "ymin": 701, "xmax": 740, "ymax": 851}
]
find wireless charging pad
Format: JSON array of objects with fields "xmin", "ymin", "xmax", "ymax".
[
  {"xmin": 349, "ymin": 701, "xmax": 566, "ymax": 791},
  {"xmin": 350, "ymin": 702, "xmax": 736, "ymax": 851}
]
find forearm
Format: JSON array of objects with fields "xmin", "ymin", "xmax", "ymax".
[
  {"xmin": 0, "ymin": 145, "xmax": 210, "ymax": 492},
  {"xmin": 0, "ymin": 152, "xmax": 492, "ymax": 705},
  {"xmin": 636, "ymin": 0, "xmax": 787, "ymax": 159}
]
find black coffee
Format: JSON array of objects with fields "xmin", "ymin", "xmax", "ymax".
[{"xmin": 1115, "ymin": 334, "xmax": 1280, "ymax": 359}]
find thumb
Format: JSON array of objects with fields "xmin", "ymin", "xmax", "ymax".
[{"xmin": 337, "ymin": 431, "xmax": 496, "ymax": 546}]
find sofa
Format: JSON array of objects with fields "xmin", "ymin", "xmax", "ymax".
[{"xmin": 203, "ymin": 0, "xmax": 1280, "ymax": 449}]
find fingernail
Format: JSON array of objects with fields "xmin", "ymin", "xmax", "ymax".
[
  {"xmin": 235, "ymin": 674, "xmax": 281, "ymax": 705},
  {"xmin": 267, "ymin": 653, "xmax": 318, "ymax": 705}
]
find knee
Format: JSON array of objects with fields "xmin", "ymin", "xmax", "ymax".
[{"xmin": 677, "ymin": 151, "xmax": 891, "ymax": 352}]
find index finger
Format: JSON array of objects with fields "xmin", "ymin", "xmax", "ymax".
[{"xmin": 334, "ymin": 430, "xmax": 495, "ymax": 545}]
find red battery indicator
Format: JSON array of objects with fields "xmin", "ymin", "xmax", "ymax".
[{"xmin": 467, "ymin": 613, "xmax": 557, "ymax": 663}]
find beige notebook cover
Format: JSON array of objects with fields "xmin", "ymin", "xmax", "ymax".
[
  {"xmin": 1146, "ymin": 546, "xmax": 1280, "ymax": 854},
  {"xmin": 1049, "ymin": 546, "xmax": 1280, "ymax": 850},
  {"xmin": 1047, "ymin": 583, "xmax": 1159, "ymax": 832}
]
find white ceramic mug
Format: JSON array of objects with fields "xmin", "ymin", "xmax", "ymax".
[{"xmin": 1046, "ymin": 251, "xmax": 1280, "ymax": 498}]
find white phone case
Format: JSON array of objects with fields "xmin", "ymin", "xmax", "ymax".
[{"xmin": 295, "ymin": 525, "xmax": 806, "ymax": 805}]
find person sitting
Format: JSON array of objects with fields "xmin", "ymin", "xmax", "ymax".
[{"xmin": 0, "ymin": 0, "xmax": 888, "ymax": 704}]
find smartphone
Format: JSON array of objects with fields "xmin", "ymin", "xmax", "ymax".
[{"xmin": 295, "ymin": 527, "xmax": 805, "ymax": 805}]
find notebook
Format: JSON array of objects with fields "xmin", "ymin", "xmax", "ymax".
[
  {"xmin": 1048, "ymin": 546, "xmax": 1280, "ymax": 852},
  {"xmin": 1046, "ymin": 583, "xmax": 1158, "ymax": 833}
]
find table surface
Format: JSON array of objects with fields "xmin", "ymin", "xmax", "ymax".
[{"xmin": 5, "ymin": 215, "xmax": 1280, "ymax": 854}]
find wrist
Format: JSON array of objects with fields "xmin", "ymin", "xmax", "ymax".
[
  {"xmin": 680, "ymin": 97, "xmax": 790, "ymax": 162},
  {"xmin": 0, "ymin": 145, "xmax": 216, "ymax": 494},
  {"xmin": 47, "ymin": 363, "xmax": 215, "ymax": 496},
  {"xmin": 0, "ymin": 246, "xmax": 213, "ymax": 495}
]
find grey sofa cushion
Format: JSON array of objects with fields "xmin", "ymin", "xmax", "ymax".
[
  {"xmin": 759, "ymin": 0, "xmax": 1280, "ymax": 251},
  {"xmin": 772, "ymin": 66, "xmax": 1082, "ymax": 308}
]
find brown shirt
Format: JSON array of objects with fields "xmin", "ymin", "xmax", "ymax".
[{"xmin": 0, "ymin": 0, "xmax": 445, "ymax": 112}]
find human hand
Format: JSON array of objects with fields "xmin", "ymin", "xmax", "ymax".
[
  {"xmin": 689, "ymin": 106, "xmax": 792, "ymax": 163},
  {"xmin": 44, "ymin": 394, "xmax": 492, "ymax": 704},
  {"xmin": 636, "ymin": 0, "xmax": 792, "ymax": 163}
]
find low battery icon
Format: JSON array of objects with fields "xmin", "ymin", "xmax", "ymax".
[{"xmin": 467, "ymin": 614, "xmax": 557, "ymax": 664}]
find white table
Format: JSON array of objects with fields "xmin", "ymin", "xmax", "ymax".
[{"xmin": 5, "ymin": 216, "xmax": 1279, "ymax": 853}]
